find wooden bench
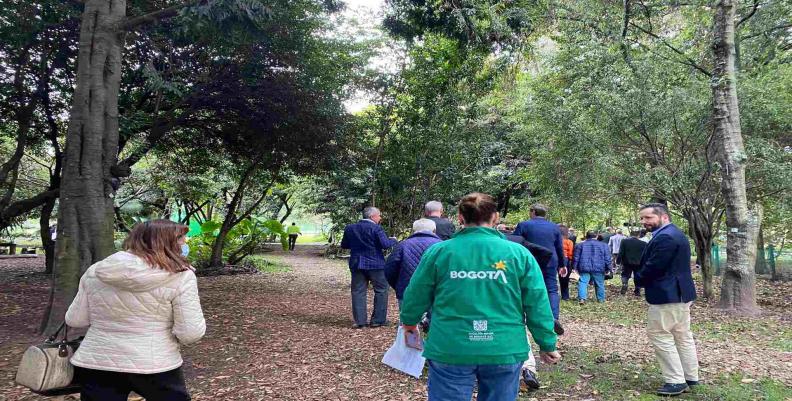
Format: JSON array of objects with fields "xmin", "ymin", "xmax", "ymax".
[{"xmin": 0, "ymin": 242, "xmax": 17, "ymax": 255}]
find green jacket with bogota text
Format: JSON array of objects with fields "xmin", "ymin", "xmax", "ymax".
[{"xmin": 400, "ymin": 226, "xmax": 557, "ymax": 365}]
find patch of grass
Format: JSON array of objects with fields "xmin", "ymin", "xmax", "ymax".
[
  {"xmin": 560, "ymin": 296, "xmax": 645, "ymax": 326},
  {"xmin": 244, "ymin": 255, "xmax": 292, "ymax": 273},
  {"xmin": 693, "ymin": 319, "xmax": 792, "ymax": 352},
  {"xmin": 296, "ymin": 233, "xmax": 328, "ymax": 243},
  {"xmin": 520, "ymin": 348, "xmax": 791, "ymax": 401}
]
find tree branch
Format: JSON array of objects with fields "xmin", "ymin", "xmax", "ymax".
[
  {"xmin": 736, "ymin": 0, "xmax": 759, "ymax": 29},
  {"xmin": 122, "ymin": 4, "xmax": 187, "ymax": 31},
  {"xmin": 629, "ymin": 22, "xmax": 712, "ymax": 76}
]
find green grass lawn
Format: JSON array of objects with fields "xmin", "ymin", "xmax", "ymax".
[
  {"xmin": 523, "ymin": 348, "xmax": 791, "ymax": 401},
  {"xmin": 296, "ymin": 233, "xmax": 327, "ymax": 243},
  {"xmin": 243, "ymin": 255, "xmax": 292, "ymax": 273}
]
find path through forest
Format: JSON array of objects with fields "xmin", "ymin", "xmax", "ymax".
[{"xmin": 1, "ymin": 245, "xmax": 791, "ymax": 400}]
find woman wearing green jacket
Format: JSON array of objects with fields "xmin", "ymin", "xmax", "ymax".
[{"xmin": 400, "ymin": 193, "xmax": 561, "ymax": 401}]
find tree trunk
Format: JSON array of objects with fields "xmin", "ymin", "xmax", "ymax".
[
  {"xmin": 687, "ymin": 211, "xmax": 715, "ymax": 298},
  {"xmin": 42, "ymin": 0, "xmax": 125, "ymax": 333},
  {"xmin": 39, "ymin": 199, "xmax": 57, "ymax": 275},
  {"xmin": 754, "ymin": 227, "xmax": 767, "ymax": 274},
  {"xmin": 712, "ymin": 0, "xmax": 760, "ymax": 315}
]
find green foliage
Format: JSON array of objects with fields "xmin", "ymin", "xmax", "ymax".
[{"xmin": 187, "ymin": 217, "xmax": 287, "ymax": 267}]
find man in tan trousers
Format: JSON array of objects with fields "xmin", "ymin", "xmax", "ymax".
[{"xmin": 636, "ymin": 203, "xmax": 700, "ymax": 396}]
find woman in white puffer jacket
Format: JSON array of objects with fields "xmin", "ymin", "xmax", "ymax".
[{"xmin": 66, "ymin": 219, "xmax": 206, "ymax": 401}]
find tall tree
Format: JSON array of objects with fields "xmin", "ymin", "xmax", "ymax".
[{"xmin": 712, "ymin": 0, "xmax": 761, "ymax": 314}]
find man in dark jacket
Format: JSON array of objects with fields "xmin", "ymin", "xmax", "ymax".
[
  {"xmin": 341, "ymin": 207, "xmax": 398, "ymax": 328},
  {"xmin": 384, "ymin": 219, "xmax": 442, "ymax": 305},
  {"xmin": 513, "ymin": 204, "xmax": 566, "ymax": 334},
  {"xmin": 501, "ymin": 226, "xmax": 554, "ymax": 391},
  {"xmin": 424, "ymin": 201, "xmax": 456, "ymax": 240},
  {"xmin": 572, "ymin": 231, "xmax": 610, "ymax": 304},
  {"xmin": 617, "ymin": 230, "xmax": 647, "ymax": 296},
  {"xmin": 636, "ymin": 203, "xmax": 699, "ymax": 396}
]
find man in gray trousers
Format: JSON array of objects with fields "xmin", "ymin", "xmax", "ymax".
[{"xmin": 340, "ymin": 207, "xmax": 398, "ymax": 329}]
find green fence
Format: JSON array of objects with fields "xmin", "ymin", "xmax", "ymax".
[{"xmin": 710, "ymin": 244, "xmax": 787, "ymax": 276}]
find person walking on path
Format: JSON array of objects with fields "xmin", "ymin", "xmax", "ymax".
[
  {"xmin": 287, "ymin": 222, "xmax": 301, "ymax": 251},
  {"xmin": 424, "ymin": 200, "xmax": 456, "ymax": 240},
  {"xmin": 513, "ymin": 203, "xmax": 567, "ymax": 335},
  {"xmin": 501, "ymin": 223, "xmax": 554, "ymax": 390},
  {"xmin": 572, "ymin": 231, "xmax": 610, "ymax": 304},
  {"xmin": 599, "ymin": 227, "xmax": 614, "ymax": 244},
  {"xmin": 400, "ymin": 193, "xmax": 560, "ymax": 401},
  {"xmin": 636, "ymin": 203, "xmax": 699, "ymax": 396},
  {"xmin": 341, "ymin": 207, "xmax": 398, "ymax": 328},
  {"xmin": 617, "ymin": 230, "xmax": 647, "ymax": 296},
  {"xmin": 558, "ymin": 224, "xmax": 575, "ymax": 301},
  {"xmin": 384, "ymin": 218, "xmax": 441, "ymax": 308},
  {"xmin": 65, "ymin": 220, "xmax": 206, "ymax": 401},
  {"xmin": 608, "ymin": 229, "xmax": 626, "ymax": 271}
]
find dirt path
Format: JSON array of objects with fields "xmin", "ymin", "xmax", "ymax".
[{"xmin": 1, "ymin": 247, "xmax": 790, "ymax": 401}]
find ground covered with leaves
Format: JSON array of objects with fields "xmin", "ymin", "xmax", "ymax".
[{"xmin": 1, "ymin": 247, "xmax": 790, "ymax": 400}]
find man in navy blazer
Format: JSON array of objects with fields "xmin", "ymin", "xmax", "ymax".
[
  {"xmin": 636, "ymin": 203, "xmax": 699, "ymax": 396},
  {"xmin": 341, "ymin": 206, "xmax": 398, "ymax": 329},
  {"xmin": 513, "ymin": 203, "xmax": 567, "ymax": 335}
]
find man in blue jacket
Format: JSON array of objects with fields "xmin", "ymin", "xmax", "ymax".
[
  {"xmin": 513, "ymin": 203, "xmax": 567, "ymax": 335},
  {"xmin": 341, "ymin": 207, "xmax": 398, "ymax": 328},
  {"xmin": 636, "ymin": 203, "xmax": 699, "ymax": 396},
  {"xmin": 573, "ymin": 231, "xmax": 611, "ymax": 304},
  {"xmin": 384, "ymin": 218, "xmax": 441, "ymax": 307}
]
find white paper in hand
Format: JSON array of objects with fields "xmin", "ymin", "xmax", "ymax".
[{"xmin": 382, "ymin": 326, "xmax": 426, "ymax": 378}]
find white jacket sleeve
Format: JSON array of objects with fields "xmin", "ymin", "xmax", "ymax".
[
  {"xmin": 65, "ymin": 274, "xmax": 91, "ymax": 328},
  {"xmin": 172, "ymin": 271, "xmax": 206, "ymax": 345}
]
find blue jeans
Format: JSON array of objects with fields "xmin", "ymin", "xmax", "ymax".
[
  {"xmin": 578, "ymin": 272, "xmax": 606, "ymax": 301},
  {"xmin": 542, "ymin": 265, "xmax": 560, "ymax": 319},
  {"xmin": 351, "ymin": 268, "xmax": 388, "ymax": 325},
  {"xmin": 427, "ymin": 360, "xmax": 523, "ymax": 401}
]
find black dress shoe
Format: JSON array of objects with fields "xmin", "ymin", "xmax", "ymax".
[
  {"xmin": 553, "ymin": 320, "xmax": 565, "ymax": 335},
  {"xmin": 521, "ymin": 369, "xmax": 540, "ymax": 390},
  {"xmin": 369, "ymin": 323, "xmax": 385, "ymax": 328},
  {"xmin": 351, "ymin": 324, "xmax": 368, "ymax": 329},
  {"xmin": 656, "ymin": 383, "xmax": 688, "ymax": 396}
]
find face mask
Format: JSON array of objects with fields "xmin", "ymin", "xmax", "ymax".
[{"xmin": 181, "ymin": 243, "xmax": 190, "ymax": 257}]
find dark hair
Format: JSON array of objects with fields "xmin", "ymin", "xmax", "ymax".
[
  {"xmin": 123, "ymin": 219, "xmax": 190, "ymax": 273},
  {"xmin": 630, "ymin": 230, "xmax": 640, "ymax": 237},
  {"xmin": 640, "ymin": 228, "xmax": 647, "ymax": 236},
  {"xmin": 640, "ymin": 202, "xmax": 670, "ymax": 217},
  {"xmin": 558, "ymin": 224, "xmax": 569, "ymax": 236},
  {"xmin": 530, "ymin": 203, "xmax": 548, "ymax": 217},
  {"xmin": 458, "ymin": 193, "xmax": 498, "ymax": 225},
  {"xmin": 586, "ymin": 230, "xmax": 597, "ymax": 239}
]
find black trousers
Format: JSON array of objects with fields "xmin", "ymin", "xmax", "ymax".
[
  {"xmin": 621, "ymin": 263, "xmax": 642, "ymax": 290},
  {"xmin": 559, "ymin": 270, "xmax": 571, "ymax": 300},
  {"xmin": 288, "ymin": 234, "xmax": 299, "ymax": 250},
  {"xmin": 76, "ymin": 366, "xmax": 190, "ymax": 401}
]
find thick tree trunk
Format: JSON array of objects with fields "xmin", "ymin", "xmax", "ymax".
[
  {"xmin": 42, "ymin": 0, "xmax": 126, "ymax": 333},
  {"xmin": 712, "ymin": 0, "xmax": 760, "ymax": 315}
]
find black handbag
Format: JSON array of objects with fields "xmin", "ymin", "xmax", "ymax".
[
  {"xmin": 604, "ymin": 269, "xmax": 614, "ymax": 280},
  {"xmin": 15, "ymin": 323, "xmax": 82, "ymax": 395}
]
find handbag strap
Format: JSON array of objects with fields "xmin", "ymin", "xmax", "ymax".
[
  {"xmin": 46, "ymin": 322, "xmax": 71, "ymax": 343},
  {"xmin": 46, "ymin": 323, "xmax": 65, "ymax": 342}
]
